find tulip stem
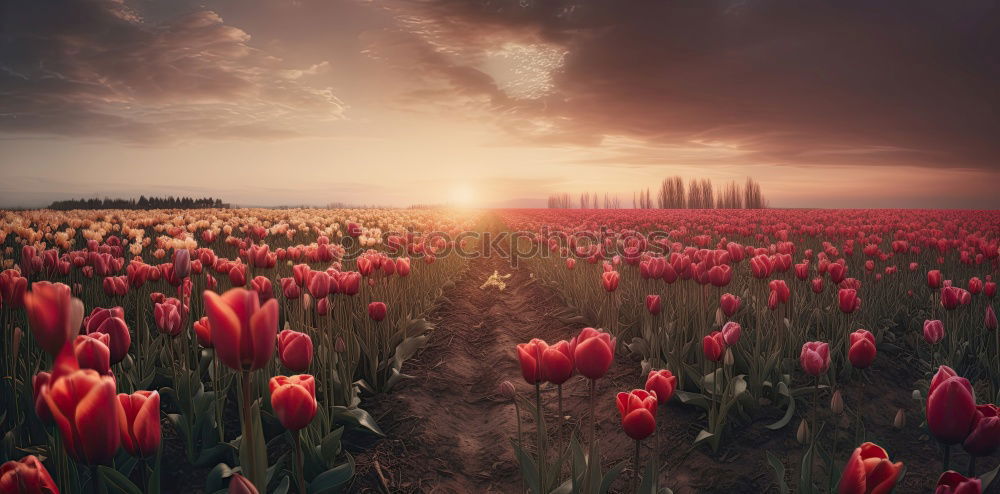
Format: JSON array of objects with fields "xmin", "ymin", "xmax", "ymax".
[
  {"xmin": 943, "ymin": 443, "xmax": 951, "ymax": 471},
  {"xmin": 969, "ymin": 454, "xmax": 976, "ymax": 478},
  {"xmin": 535, "ymin": 382, "xmax": 546, "ymax": 490},
  {"xmin": 632, "ymin": 440, "xmax": 641, "ymax": 493},
  {"xmin": 240, "ymin": 370, "xmax": 260, "ymax": 490},
  {"xmin": 293, "ymin": 429, "xmax": 305, "ymax": 494}
]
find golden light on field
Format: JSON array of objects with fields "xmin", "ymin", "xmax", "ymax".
[{"xmin": 448, "ymin": 183, "xmax": 477, "ymax": 208}]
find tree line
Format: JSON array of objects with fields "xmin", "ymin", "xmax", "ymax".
[
  {"xmin": 547, "ymin": 177, "xmax": 768, "ymax": 209},
  {"xmin": 47, "ymin": 196, "xmax": 228, "ymax": 210}
]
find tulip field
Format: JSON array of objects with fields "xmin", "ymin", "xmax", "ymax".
[{"xmin": 0, "ymin": 207, "xmax": 999, "ymax": 494}]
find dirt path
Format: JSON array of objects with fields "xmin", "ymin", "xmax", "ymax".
[{"xmin": 350, "ymin": 255, "xmax": 644, "ymax": 493}]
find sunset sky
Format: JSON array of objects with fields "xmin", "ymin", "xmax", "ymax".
[{"xmin": 1, "ymin": 0, "xmax": 998, "ymax": 209}]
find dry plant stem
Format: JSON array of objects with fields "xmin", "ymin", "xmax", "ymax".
[{"xmin": 512, "ymin": 398, "xmax": 525, "ymax": 494}]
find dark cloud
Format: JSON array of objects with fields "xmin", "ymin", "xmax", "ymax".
[
  {"xmin": 376, "ymin": 0, "xmax": 1000, "ymax": 169},
  {"xmin": 0, "ymin": 0, "xmax": 345, "ymax": 143}
]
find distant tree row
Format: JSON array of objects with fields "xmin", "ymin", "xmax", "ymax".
[
  {"xmin": 547, "ymin": 177, "xmax": 768, "ymax": 209},
  {"xmin": 548, "ymin": 192, "xmax": 621, "ymax": 209},
  {"xmin": 47, "ymin": 196, "xmax": 227, "ymax": 210}
]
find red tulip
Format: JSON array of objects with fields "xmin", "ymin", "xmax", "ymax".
[
  {"xmin": 848, "ymin": 329, "xmax": 876, "ymax": 369},
  {"xmin": 153, "ymin": 300, "xmax": 182, "ymax": 336},
  {"xmin": 541, "ymin": 340, "xmax": 574, "ymax": 385},
  {"xmin": 565, "ymin": 258, "xmax": 576, "ymax": 270},
  {"xmin": 572, "ymin": 327, "xmax": 615, "ymax": 380},
  {"xmin": 40, "ymin": 350, "xmax": 120, "ymax": 464},
  {"xmin": 720, "ymin": 293, "xmax": 741, "ymax": 317},
  {"xmin": 116, "ymin": 391, "xmax": 160, "ymax": 458},
  {"xmin": 829, "ymin": 262, "xmax": 847, "ymax": 284},
  {"xmin": 749, "ymin": 255, "xmax": 771, "ymax": 278},
  {"xmin": 702, "ymin": 331, "xmax": 726, "ymax": 362},
  {"xmin": 280, "ymin": 277, "xmax": 300, "ymax": 300},
  {"xmin": 838, "ymin": 288, "xmax": 861, "ymax": 314},
  {"xmin": 228, "ymin": 473, "xmax": 259, "ymax": 494},
  {"xmin": 82, "ymin": 307, "xmax": 130, "ymax": 365},
  {"xmin": 928, "ymin": 269, "xmax": 943, "ymax": 290},
  {"xmin": 722, "ymin": 321, "xmax": 741, "ymax": 346},
  {"xmin": 769, "ymin": 279, "xmax": 790, "ymax": 303},
  {"xmin": 942, "ymin": 286, "xmax": 969, "ymax": 310},
  {"xmin": 963, "ymin": 404, "xmax": 1000, "ymax": 457},
  {"xmin": 645, "ymin": 294, "xmax": 661, "ymax": 315},
  {"xmin": 203, "ymin": 288, "xmax": 278, "ymax": 372},
  {"xmin": 800, "ymin": 341, "xmax": 830, "ymax": 376},
  {"xmin": 0, "ymin": 269, "xmax": 27, "ymax": 308},
  {"xmin": 645, "ymin": 369, "xmax": 676, "ymax": 405},
  {"xmin": 985, "ymin": 306, "xmax": 997, "ymax": 332},
  {"xmin": 927, "ymin": 365, "xmax": 976, "ymax": 445},
  {"xmin": 193, "ymin": 316, "xmax": 213, "ymax": 348},
  {"xmin": 616, "ymin": 389, "xmax": 657, "ymax": 440},
  {"xmin": 268, "ymin": 375, "xmax": 317, "ymax": 431},
  {"xmin": 368, "ymin": 301, "xmax": 387, "ymax": 321},
  {"xmin": 935, "ymin": 471, "xmax": 982, "ymax": 494},
  {"xmin": 173, "ymin": 249, "xmax": 191, "ymax": 279},
  {"xmin": 516, "ymin": 338, "xmax": 547, "ymax": 384},
  {"xmin": 969, "ymin": 277, "xmax": 983, "ymax": 295},
  {"xmin": 986, "ymin": 281, "xmax": 996, "ymax": 298},
  {"xmin": 708, "ymin": 264, "xmax": 732, "ymax": 287},
  {"xmin": 837, "ymin": 442, "xmax": 903, "ymax": 494},
  {"xmin": 277, "ymin": 329, "xmax": 313, "ymax": 372},
  {"xmin": 601, "ymin": 270, "xmax": 620, "ymax": 292},
  {"xmin": 395, "ymin": 257, "xmax": 411, "ymax": 277},
  {"xmin": 924, "ymin": 319, "xmax": 945, "ymax": 344},
  {"xmin": 74, "ymin": 334, "xmax": 111, "ymax": 376},
  {"xmin": 228, "ymin": 263, "xmax": 247, "ymax": 286},
  {"xmin": 24, "ymin": 282, "xmax": 83, "ymax": 355},
  {"xmin": 0, "ymin": 455, "xmax": 59, "ymax": 494},
  {"xmin": 307, "ymin": 271, "xmax": 330, "ymax": 299},
  {"xmin": 32, "ymin": 372, "xmax": 52, "ymax": 424},
  {"xmin": 811, "ymin": 277, "xmax": 824, "ymax": 294}
]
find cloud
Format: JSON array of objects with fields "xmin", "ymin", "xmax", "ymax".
[
  {"xmin": 0, "ymin": 0, "xmax": 346, "ymax": 143},
  {"xmin": 370, "ymin": 0, "xmax": 1000, "ymax": 170}
]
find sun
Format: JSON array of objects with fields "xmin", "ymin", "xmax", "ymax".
[{"xmin": 449, "ymin": 183, "xmax": 477, "ymax": 207}]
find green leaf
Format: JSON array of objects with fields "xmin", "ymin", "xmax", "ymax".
[
  {"xmin": 598, "ymin": 461, "xmax": 626, "ymax": 494},
  {"xmin": 799, "ymin": 443, "xmax": 814, "ymax": 494},
  {"xmin": 511, "ymin": 439, "xmax": 541, "ymax": 494},
  {"xmin": 980, "ymin": 462, "xmax": 1000, "ymax": 491},
  {"xmin": 674, "ymin": 390, "xmax": 710, "ymax": 410},
  {"xmin": 765, "ymin": 451, "xmax": 790, "ymax": 494},
  {"xmin": 273, "ymin": 475, "xmax": 290, "ymax": 494},
  {"xmin": 332, "ymin": 407, "xmax": 384, "ymax": 437},
  {"xmin": 308, "ymin": 457, "xmax": 355, "ymax": 494},
  {"xmin": 766, "ymin": 383, "xmax": 796, "ymax": 430},
  {"xmin": 97, "ymin": 466, "xmax": 143, "ymax": 494}
]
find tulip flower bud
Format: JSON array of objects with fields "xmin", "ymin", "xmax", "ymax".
[
  {"xmin": 893, "ymin": 408, "xmax": 906, "ymax": 429},
  {"xmin": 499, "ymin": 380, "xmax": 516, "ymax": 400},
  {"xmin": 797, "ymin": 419, "xmax": 810, "ymax": 444},
  {"xmin": 830, "ymin": 390, "xmax": 844, "ymax": 415},
  {"xmin": 173, "ymin": 249, "xmax": 191, "ymax": 279},
  {"xmin": 228, "ymin": 473, "xmax": 259, "ymax": 494},
  {"xmin": 334, "ymin": 336, "xmax": 346, "ymax": 353},
  {"xmin": 368, "ymin": 302, "xmax": 387, "ymax": 322},
  {"xmin": 277, "ymin": 329, "xmax": 313, "ymax": 372}
]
